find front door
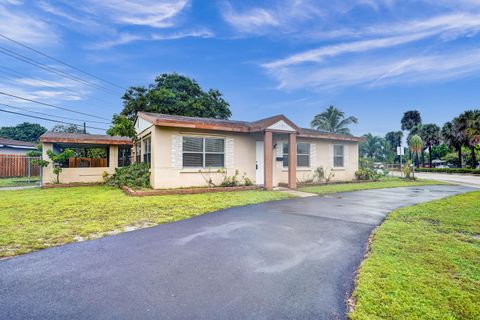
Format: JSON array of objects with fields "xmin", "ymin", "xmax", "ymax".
[{"xmin": 255, "ymin": 141, "xmax": 264, "ymax": 185}]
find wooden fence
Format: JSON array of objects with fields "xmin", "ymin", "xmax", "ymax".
[
  {"xmin": 68, "ymin": 157, "xmax": 107, "ymax": 168},
  {"xmin": 0, "ymin": 155, "xmax": 40, "ymax": 178}
]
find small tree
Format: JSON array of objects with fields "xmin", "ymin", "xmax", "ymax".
[
  {"xmin": 408, "ymin": 134, "xmax": 423, "ymax": 167},
  {"xmin": 46, "ymin": 149, "xmax": 75, "ymax": 184}
]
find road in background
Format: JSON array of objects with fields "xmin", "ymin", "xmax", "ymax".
[{"xmin": 391, "ymin": 171, "xmax": 480, "ymax": 188}]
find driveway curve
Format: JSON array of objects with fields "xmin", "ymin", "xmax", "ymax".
[{"xmin": 0, "ymin": 185, "xmax": 473, "ymax": 320}]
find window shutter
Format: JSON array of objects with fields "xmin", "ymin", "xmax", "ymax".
[
  {"xmin": 344, "ymin": 144, "xmax": 349, "ymax": 168},
  {"xmin": 310, "ymin": 143, "xmax": 316, "ymax": 168},
  {"xmin": 328, "ymin": 144, "xmax": 334, "ymax": 169},
  {"xmin": 277, "ymin": 141, "xmax": 284, "ymax": 168},
  {"xmin": 225, "ymin": 138, "xmax": 234, "ymax": 169},
  {"xmin": 171, "ymin": 135, "xmax": 182, "ymax": 169}
]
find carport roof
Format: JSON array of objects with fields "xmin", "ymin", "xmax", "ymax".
[{"xmin": 40, "ymin": 132, "xmax": 132, "ymax": 145}]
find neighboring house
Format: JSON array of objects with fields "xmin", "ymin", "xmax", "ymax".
[
  {"xmin": 133, "ymin": 112, "xmax": 363, "ymax": 190},
  {"xmin": 40, "ymin": 132, "xmax": 132, "ymax": 184},
  {"xmin": 0, "ymin": 137, "xmax": 36, "ymax": 155}
]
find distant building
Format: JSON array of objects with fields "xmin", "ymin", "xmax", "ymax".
[{"xmin": 0, "ymin": 138, "xmax": 36, "ymax": 155}]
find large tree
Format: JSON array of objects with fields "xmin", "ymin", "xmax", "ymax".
[
  {"xmin": 453, "ymin": 110, "xmax": 480, "ymax": 168},
  {"xmin": 119, "ymin": 73, "xmax": 232, "ymax": 121},
  {"xmin": 107, "ymin": 114, "xmax": 135, "ymax": 138},
  {"xmin": 0, "ymin": 122, "xmax": 47, "ymax": 142},
  {"xmin": 51, "ymin": 124, "xmax": 85, "ymax": 133},
  {"xmin": 441, "ymin": 121, "xmax": 463, "ymax": 167},
  {"xmin": 420, "ymin": 123, "xmax": 441, "ymax": 167},
  {"xmin": 311, "ymin": 106, "xmax": 358, "ymax": 134}
]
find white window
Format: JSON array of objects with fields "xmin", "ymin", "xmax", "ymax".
[
  {"xmin": 135, "ymin": 141, "xmax": 141, "ymax": 163},
  {"xmin": 143, "ymin": 137, "xmax": 151, "ymax": 165},
  {"xmin": 334, "ymin": 145, "xmax": 344, "ymax": 167},
  {"xmin": 182, "ymin": 137, "xmax": 225, "ymax": 168},
  {"xmin": 283, "ymin": 142, "xmax": 310, "ymax": 167}
]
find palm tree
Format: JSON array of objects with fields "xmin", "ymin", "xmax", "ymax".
[
  {"xmin": 385, "ymin": 131, "xmax": 403, "ymax": 150},
  {"xmin": 441, "ymin": 121, "xmax": 463, "ymax": 168},
  {"xmin": 360, "ymin": 133, "xmax": 384, "ymax": 160},
  {"xmin": 401, "ymin": 110, "xmax": 422, "ymax": 132},
  {"xmin": 420, "ymin": 124, "xmax": 441, "ymax": 168},
  {"xmin": 408, "ymin": 134, "xmax": 423, "ymax": 166},
  {"xmin": 401, "ymin": 110, "xmax": 422, "ymax": 160},
  {"xmin": 454, "ymin": 110, "xmax": 480, "ymax": 168},
  {"xmin": 311, "ymin": 106, "xmax": 358, "ymax": 135}
]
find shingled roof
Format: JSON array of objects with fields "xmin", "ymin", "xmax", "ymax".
[
  {"xmin": 40, "ymin": 132, "xmax": 132, "ymax": 145},
  {"xmin": 0, "ymin": 137, "xmax": 36, "ymax": 148},
  {"xmin": 137, "ymin": 112, "xmax": 364, "ymax": 142}
]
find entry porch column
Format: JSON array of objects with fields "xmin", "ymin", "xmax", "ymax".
[
  {"xmin": 263, "ymin": 131, "xmax": 273, "ymax": 190},
  {"xmin": 288, "ymin": 133, "xmax": 297, "ymax": 189}
]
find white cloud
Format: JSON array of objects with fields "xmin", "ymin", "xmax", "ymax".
[
  {"xmin": 0, "ymin": 4, "xmax": 59, "ymax": 46},
  {"xmin": 222, "ymin": 3, "xmax": 280, "ymax": 33},
  {"xmin": 267, "ymin": 48, "xmax": 480, "ymax": 90},
  {"xmin": 151, "ymin": 29, "xmax": 214, "ymax": 40},
  {"xmin": 83, "ymin": 0, "xmax": 190, "ymax": 28},
  {"xmin": 92, "ymin": 28, "xmax": 213, "ymax": 49},
  {"xmin": 265, "ymin": 13, "xmax": 480, "ymax": 69},
  {"xmin": 263, "ymin": 32, "xmax": 436, "ymax": 69}
]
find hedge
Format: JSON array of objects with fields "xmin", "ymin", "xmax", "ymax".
[{"xmin": 415, "ymin": 167, "xmax": 480, "ymax": 175}]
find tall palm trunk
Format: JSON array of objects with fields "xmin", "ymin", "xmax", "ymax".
[
  {"xmin": 471, "ymin": 147, "xmax": 477, "ymax": 168},
  {"xmin": 429, "ymin": 146, "xmax": 433, "ymax": 168},
  {"xmin": 458, "ymin": 147, "xmax": 462, "ymax": 168},
  {"xmin": 415, "ymin": 152, "xmax": 420, "ymax": 167}
]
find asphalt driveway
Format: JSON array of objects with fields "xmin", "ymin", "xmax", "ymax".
[{"xmin": 0, "ymin": 185, "xmax": 473, "ymax": 320}]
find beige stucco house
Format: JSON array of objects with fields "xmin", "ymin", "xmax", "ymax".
[
  {"xmin": 39, "ymin": 112, "xmax": 363, "ymax": 189},
  {"xmin": 133, "ymin": 112, "xmax": 363, "ymax": 190}
]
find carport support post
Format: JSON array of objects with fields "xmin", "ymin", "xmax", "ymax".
[
  {"xmin": 264, "ymin": 130, "xmax": 273, "ymax": 190},
  {"xmin": 288, "ymin": 133, "xmax": 297, "ymax": 189}
]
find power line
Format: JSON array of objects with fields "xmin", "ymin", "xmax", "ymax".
[
  {"xmin": 0, "ymin": 65, "xmax": 119, "ymax": 107},
  {"xmin": 0, "ymin": 45, "xmax": 120, "ymax": 95},
  {"xmin": 0, "ymin": 91, "xmax": 109, "ymax": 121},
  {"xmin": 0, "ymin": 108, "xmax": 108, "ymax": 131},
  {"xmin": 0, "ymin": 103, "xmax": 110, "ymax": 124},
  {"xmin": 0, "ymin": 32, "xmax": 125, "ymax": 91}
]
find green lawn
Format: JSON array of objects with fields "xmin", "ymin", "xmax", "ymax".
[
  {"xmin": 299, "ymin": 177, "xmax": 446, "ymax": 195},
  {"xmin": 350, "ymin": 191, "xmax": 480, "ymax": 320},
  {"xmin": 0, "ymin": 176, "xmax": 39, "ymax": 188},
  {"xmin": 0, "ymin": 186, "xmax": 290, "ymax": 258}
]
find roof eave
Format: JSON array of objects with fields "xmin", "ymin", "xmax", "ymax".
[
  {"xmin": 40, "ymin": 137, "xmax": 132, "ymax": 145},
  {"xmin": 298, "ymin": 133, "xmax": 364, "ymax": 142}
]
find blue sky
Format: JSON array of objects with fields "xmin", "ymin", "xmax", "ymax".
[{"xmin": 0, "ymin": 0, "xmax": 480, "ymax": 137}]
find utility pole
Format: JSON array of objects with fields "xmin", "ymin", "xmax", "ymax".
[{"xmin": 83, "ymin": 122, "xmax": 86, "ymax": 134}]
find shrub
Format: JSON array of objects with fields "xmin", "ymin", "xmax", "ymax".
[
  {"xmin": 105, "ymin": 163, "xmax": 151, "ymax": 189},
  {"xmin": 403, "ymin": 160, "xmax": 413, "ymax": 179},
  {"xmin": 355, "ymin": 158, "xmax": 386, "ymax": 180},
  {"xmin": 416, "ymin": 167, "xmax": 480, "ymax": 175}
]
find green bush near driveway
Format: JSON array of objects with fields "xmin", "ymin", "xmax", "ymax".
[
  {"xmin": 350, "ymin": 191, "xmax": 480, "ymax": 320},
  {"xmin": 0, "ymin": 186, "xmax": 290, "ymax": 258},
  {"xmin": 299, "ymin": 177, "xmax": 446, "ymax": 195}
]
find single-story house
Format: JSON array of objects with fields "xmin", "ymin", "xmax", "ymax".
[
  {"xmin": 40, "ymin": 132, "xmax": 132, "ymax": 185},
  {"xmin": 0, "ymin": 137, "xmax": 36, "ymax": 155},
  {"xmin": 39, "ymin": 113, "xmax": 363, "ymax": 189},
  {"xmin": 133, "ymin": 112, "xmax": 363, "ymax": 190}
]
